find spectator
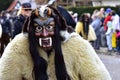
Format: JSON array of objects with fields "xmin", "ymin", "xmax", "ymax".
[
  {"xmin": 99, "ymin": 8, "xmax": 105, "ymax": 27},
  {"xmin": 105, "ymin": 8, "xmax": 112, "ymax": 17},
  {"xmin": 0, "ymin": 11, "xmax": 6, "ymax": 25},
  {"xmin": 90, "ymin": 11, "xmax": 102, "ymax": 50},
  {"xmin": 102, "ymin": 8, "xmax": 112, "ymax": 48},
  {"xmin": 105, "ymin": 21, "xmax": 113, "ymax": 52},
  {"xmin": 0, "ymin": 12, "xmax": 12, "ymax": 56},
  {"xmin": 111, "ymin": 10, "xmax": 120, "ymax": 51},
  {"xmin": 13, "ymin": 2, "xmax": 32, "ymax": 38},
  {"xmin": 75, "ymin": 13, "xmax": 96, "ymax": 41},
  {"xmin": 73, "ymin": 13, "xmax": 78, "ymax": 23},
  {"xmin": 99, "ymin": 8, "xmax": 107, "ymax": 47},
  {"xmin": 111, "ymin": 10, "xmax": 120, "ymax": 31},
  {"xmin": 103, "ymin": 9, "xmax": 112, "ymax": 32},
  {"xmin": 91, "ymin": 9, "xmax": 99, "ymax": 21}
]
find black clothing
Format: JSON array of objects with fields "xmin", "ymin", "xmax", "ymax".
[
  {"xmin": 57, "ymin": 6, "xmax": 76, "ymax": 28},
  {"xmin": 13, "ymin": 14, "xmax": 26, "ymax": 38}
]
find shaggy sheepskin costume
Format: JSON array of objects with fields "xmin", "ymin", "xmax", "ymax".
[
  {"xmin": 0, "ymin": 32, "xmax": 111, "ymax": 80},
  {"xmin": 0, "ymin": 4, "xmax": 111, "ymax": 80}
]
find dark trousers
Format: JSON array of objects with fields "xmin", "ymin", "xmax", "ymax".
[{"xmin": 92, "ymin": 35, "xmax": 101, "ymax": 50}]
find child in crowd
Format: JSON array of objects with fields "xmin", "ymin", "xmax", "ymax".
[{"xmin": 105, "ymin": 21, "xmax": 113, "ymax": 52}]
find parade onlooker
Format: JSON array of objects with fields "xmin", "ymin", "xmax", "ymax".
[
  {"xmin": 103, "ymin": 8, "xmax": 112, "ymax": 32},
  {"xmin": 111, "ymin": 10, "xmax": 120, "ymax": 31},
  {"xmin": 75, "ymin": 13, "xmax": 96, "ymax": 41},
  {"xmin": 99, "ymin": 8, "xmax": 107, "ymax": 47},
  {"xmin": 90, "ymin": 11, "xmax": 102, "ymax": 50},
  {"xmin": 2, "ymin": 12, "xmax": 12, "ymax": 37},
  {"xmin": 105, "ymin": 21, "xmax": 113, "ymax": 52},
  {"xmin": 0, "ymin": 12, "xmax": 12, "ymax": 56},
  {"xmin": 0, "ymin": 11, "xmax": 7, "ymax": 25},
  {"xmin": 91, "ymin": 9, "xmax": 99, "ymax": 21},
  {"xmin": 100, "ymin": 8, "xmax": 105, "ymax": 17},
  {"xmin": 100, "ymin": 26, "xmax": 107, "ymax": 47},
  {"xmin": 13, "ymin": 2, "xmax": 32, "ymax": 38},
  {"xmin": 111, "ymin": 10, "xmax": 120, "ymax": 51},
  {"xmin": 73, "ymin": 13, "xmax": 78, "ymax": 23},
  {"xmin": 99, "ymin": 8, "xmax": 105, "ymax": 27}
]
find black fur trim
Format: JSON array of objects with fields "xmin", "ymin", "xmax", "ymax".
[
  {"xmin": 53, "ymin": 17, "xmax": 71, "ymax": 80},
  {"xmin": 28, "ymin": 19, "xmax": 48, "ymax": 80}
]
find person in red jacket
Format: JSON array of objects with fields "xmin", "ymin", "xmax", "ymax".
[
  {"xmin": 103, "ymin": 8, "xmax": 112, "ymax": 31},
  {"xmin": 103, "ymin": 12, "xmax": 112, "ymax": 32}
]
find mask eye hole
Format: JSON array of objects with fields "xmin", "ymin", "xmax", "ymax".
[
  {"xmin": 46, "ymin": 25, "xmax": 54, "ymax": 31},
  {"xmin": 35, "ymin": 26, "xmax": 42, "ymax": 32},
  {"xmin": 34, "ymin": 23, "xmax": 42, "ymax": 32},
  {"xmin": 46, "ymin": 21, "xmax": 55, "ymax": 31}
]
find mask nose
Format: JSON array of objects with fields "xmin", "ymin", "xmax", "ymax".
[{"xmin": 42, "ymin": 27, "xmax": 48, "ymax": 37}]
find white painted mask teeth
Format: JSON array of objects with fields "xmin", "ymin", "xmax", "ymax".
[{"xmin": 39, "ymin": 37, "xmax": 52, "ymax": 48}]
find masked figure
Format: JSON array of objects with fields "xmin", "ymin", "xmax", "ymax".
[{"xmin": 0, "ymin": 5, "xmax": 111, "ymax": 80}]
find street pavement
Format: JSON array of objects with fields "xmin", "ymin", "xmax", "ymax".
[{"xmin": 97, "ymin": 47, "xmax": 120, "ymax": 80}]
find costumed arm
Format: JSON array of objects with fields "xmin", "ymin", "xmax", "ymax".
[
  {"xmin": 75, "ymin": 37, "xmax": 111, "ymax": 80},
  {"xmin": 63, "ymin": 33, "xmax": 111, "ymax": 80},
  {"xmin": 0, "ymin": 34, "xmax": 33, "ymax": 80},
  {"xmin": 0, "ymin": 51, "xmax": 23, "ymax": 80}
]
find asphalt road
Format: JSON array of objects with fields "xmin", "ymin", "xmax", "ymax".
[{"xmin": 98, "ymin": 53, "xmax": 120, "ymax": 80}]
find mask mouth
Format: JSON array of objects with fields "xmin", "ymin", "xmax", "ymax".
[{"xmin": 39, "ymin": 37, "xmax": 52, "ymax": 48}]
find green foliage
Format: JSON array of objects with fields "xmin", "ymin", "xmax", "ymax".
[
  {"xmin": 66, "ymin": 6, "xmax": 120, "ymax": 18},
  {"xmin": 0, "ymin": 0, "xmax": 13, "ymax": 12}
]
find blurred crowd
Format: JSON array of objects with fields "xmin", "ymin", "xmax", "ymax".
[
  {"xmin": 71, "ymin": 7, "xmax": 120, "ymax": 54},
  {"xmin": 0, "ymin": 2, "xmax": 32, "ymax": 56},
  {"xmin": 0, "ymin": 2, "xmax": 120, "ymax": 56}
]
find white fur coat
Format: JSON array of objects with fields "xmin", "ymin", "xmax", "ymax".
[{"xmin": 0, "ymin": 32, "xmax": 111, "ymax": 80}]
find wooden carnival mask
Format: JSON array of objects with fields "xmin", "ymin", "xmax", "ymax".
[
  {"xmin": 33, "ymin": 17, "xmax": 55, "ymax": 51},
  {"xmin": 23, "ymin": 5, "xmax": 70, "ymax": 51}
]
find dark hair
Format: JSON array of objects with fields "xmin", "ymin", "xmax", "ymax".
[
  {"xmin": 22, "ymin": 7, "xmax": 71, "ymax": 80},
  {"xmin": 112, "ymin": 10, "xmax": 116, "ymax": 16},
  {"xmin": 79, "ymin": 13, "xmax": 90, "ymax": 39}
]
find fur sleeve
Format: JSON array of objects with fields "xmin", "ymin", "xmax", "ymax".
[
  {"xmin": 62, "ymin": 33, "xmax": 111, "ymax": 80},
  {"xmin": 0, "ymin": 51, "xmax": 23, "ymax": 80},
  {"xmin": 0, "ymin": 33, "xmax": 33, "ymax": 80}
]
